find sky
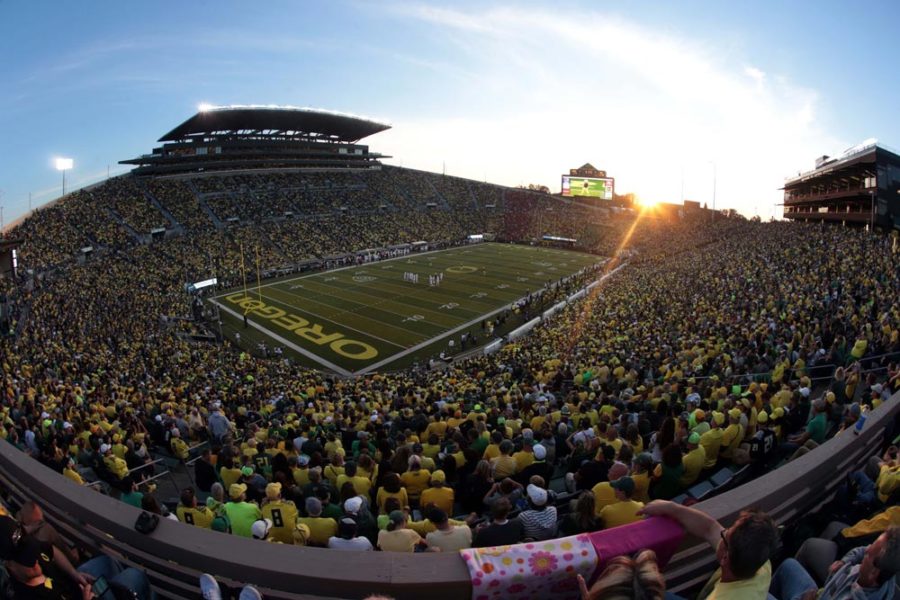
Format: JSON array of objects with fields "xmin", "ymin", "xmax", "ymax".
[{"xmin": 2, "ymin": 0, "xmax": 900, "ymax": 226}]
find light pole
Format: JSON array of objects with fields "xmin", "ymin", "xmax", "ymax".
[
  {"xmin": 710, "ymin": 160, "xmax": 717, "ymax": 213},
  {"xmin": 869, "ymin": 189, "xmax": 875, "ymax": 232},
  {"xmin": 55, "ymin": 158, "xmax": 73, "ymax": 196}
]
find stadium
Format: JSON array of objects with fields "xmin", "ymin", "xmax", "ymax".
[{"xmin": 0, "ymin": 97, "xmax": 899, "ymax": 600}]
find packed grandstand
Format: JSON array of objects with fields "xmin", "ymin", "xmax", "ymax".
[{"xmin": 0, "ymin": 107, "xmax": 898, "ymax": 600}]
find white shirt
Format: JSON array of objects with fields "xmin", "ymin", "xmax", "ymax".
[{"xmin": 327, "ymin": 536, "xmax": 373, "ymax": 551}]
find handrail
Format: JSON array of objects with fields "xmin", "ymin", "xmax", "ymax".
[{"xmin": 0, "ymin": 392, "xmax": 895, "ymax": 600}]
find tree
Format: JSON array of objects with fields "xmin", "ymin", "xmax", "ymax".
[{"xmin": 518, "ymin": 184, "xmax": 550, "ymax": 194}]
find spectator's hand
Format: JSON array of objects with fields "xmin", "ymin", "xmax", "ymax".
[
  {"xmin": 636, "ymin": 500, "xmax": 671, "ymax": 517},
  {"xmin": 828, "ymin": 560, "xmax": 844, "ymax": 574},
  {"xmin": 72, "ymin": 571, "xmax": 95, "ymax": 587},
  {"xmin": 79, "ymin": 582, "xmax": 95, "ymax": 600},
  {"xmin": 577, "ymin": 573, "xmax": 590, "ymax": 599}
]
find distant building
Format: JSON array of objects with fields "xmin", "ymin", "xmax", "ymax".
[{"xmin": 782, "ymin": 140, "xmax": 900, "ymax": 230}]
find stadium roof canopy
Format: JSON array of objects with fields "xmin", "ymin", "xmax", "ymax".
[{"xmin": 159, "ymin": 105, "xmax": 392, "ymax": 143}]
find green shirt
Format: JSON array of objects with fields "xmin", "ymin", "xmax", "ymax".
[
  {"xmin": 807, "ymin": 413, "xmax": 827, "ymax": 444},
  {"xmin": 121, "ymin": 491, "xmax": 144, "ymax": 508},
  {"xmin": 224, "ymin": 501, "xmax": 261, "ymax": 537}
]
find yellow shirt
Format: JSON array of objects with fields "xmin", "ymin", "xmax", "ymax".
[
  {"xmin": 336, "ymin": 474, "xmax": 372, "ymax": 497},
  {"xmin": 420, "ymin": 486, "xmax": 454, "ymax": 514},
  {"xmin": 323, "ymin": 465, "xmax": 344, "ymax": 485},
  {"xmin": 632, "ymin": 472, "xmax": 651, "ymax": 504},
  {"xmin": 262, "ymin": 500, "xmax": 300, "ymax": 544},
  {"xmin": 599, "ymin": 500, "xmax": 645, "ymax": 529},
  {"xmin": 591, "ymin": 482, "xmax": 618, "ymax": 516},
  {"xmin": 512, "ymin": 450, "xmax": 534, "ymax": 473},
  {"xmin": 491, "ymin": 455, "xmax": 518, "ymax": 479},
  {"xmin": 104, "ymin": 455, "xmax": 128, "ymax": 479},
  {"xmin": 299, "ymin": 516, "xmax": 337, "ymax": 546},
  {"xmin": 720, "ymin": 424, "xmax": 744, "ymax": 459},
  {"xmin": 63, "ymin": 468, "xmax": 84, "ymax": 485},
  {"xmin": 700, "ymin": 428, "xmax": 723, "ymax": 469},
  {"xmin": 400, "ymin": 470, "xmax": 431, "ymax": 500},
  {"xmin": 293, "ymin": 467, "xmax": 310, "ymax": 488},
  {"xmin": 482, "ymin": 444, "xmax": 502, "ymax": 461},
  {"xmin": 698, "ymin": 561, "xmax": 772, "ymax": 600},
  {"xmin": 376, "ymin": 488, "xmax": 409, "ymax": 513},
  {"xmin": 377, "ymin": 528, "xmax": 422, "ymax": 552},
  {"xmin": 680, "ymin": 447, "xmax": 707, "ymax": 487},
  {"xmin": 220, "ymin": 466, "xmax": 242, "ymax": 490},
  {"xmin": 876, "ymin": 464, "xmax": 900, "ymax": 503},
  {"xmin": 177, "ymin": 505, "xmax": 214, "ymax": 528}
]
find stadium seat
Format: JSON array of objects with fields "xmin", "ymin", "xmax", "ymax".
[
  {"xmin": 710, "ymin": 468, "xmax": 734, "ymax": 488},
  {"xmin": 686, "ymin": 480, "xmax": 714, "ymax": 501}
]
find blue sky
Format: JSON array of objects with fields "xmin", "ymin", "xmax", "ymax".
[{"xmin": 2, "ymin": 0, "xmax": 899, "ymax": 225}]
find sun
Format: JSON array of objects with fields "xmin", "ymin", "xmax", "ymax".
[{"xmin": 635, "ymin": 196, "xmax": 659, "ymax": 209}]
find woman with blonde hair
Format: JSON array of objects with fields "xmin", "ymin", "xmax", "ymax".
[{"xmin": 577, "ymin": 549, "xmax": 665, "ymax": 600}]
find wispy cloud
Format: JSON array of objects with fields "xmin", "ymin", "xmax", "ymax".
[{"xmin": 376, "ymin": 4, "xmax": 843, "ymax": 219}]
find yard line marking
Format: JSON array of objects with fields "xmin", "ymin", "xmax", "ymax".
[{"xmin": 258, "ymin": 288, "xmax": 423, "ymax": 348}]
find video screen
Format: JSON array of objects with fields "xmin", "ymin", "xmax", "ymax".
[{"xmin": 561, "ymin": 176, "xmax": 614, "ymax": 199}]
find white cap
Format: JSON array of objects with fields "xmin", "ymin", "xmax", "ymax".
[
  {"xmin": 63, "ymin": 422, "xmax": 73, "ymax": 430},
  {"xmin": 99, "ymin": 444, "xmax": 111, "ymax": 454},
  {"xmin": 298, "ymin": 454, "xmax": 310, "ymax": 466},
  {"xmin": 251, "ymin": 518, "xmax": 273, "ymax": 539},
  {"xmin": 526, "ymin": 484, "xmax": 548, "ymax": 506},
  {"xmin": 155, "ymin": 415, "xmax": 163, "ymax": 422},
  {"xmin": 533, "ymin": 444, "xmax": 547, "ymax": 460},
  {"xmin": 799, "ymin": 387, "xmax": 810, "ymax": 398},
  {"xmin": 344, "ymin": 496, "xmax": 363, "ymax": 514},
  {"xmin": 41, "ymin": 412, "xmax": 50, "ymax": 419}
]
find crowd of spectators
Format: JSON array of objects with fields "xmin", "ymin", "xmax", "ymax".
[{"xmin": 1, "ymin": 164, "xmax": 899, "ymax": 599}]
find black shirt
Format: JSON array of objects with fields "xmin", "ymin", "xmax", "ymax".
[{"xmin": 473, "ymin": 519, "xmax": 525, "ymax": 548}]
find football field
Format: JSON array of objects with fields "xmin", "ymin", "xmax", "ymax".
[{"xmin": 210, "ymin": 243, "xmax": 604, "ymax": 375}]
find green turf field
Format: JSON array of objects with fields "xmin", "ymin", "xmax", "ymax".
[{"xmin": 210, "ymin": 243, "xmax": 604, "ymax": 375}]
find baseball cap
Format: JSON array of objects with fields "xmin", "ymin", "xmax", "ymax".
[
  {"xmin": 799, "ymin": 387, "xmax": 811, "ymax": 398},
  {"xmin": 251, "ymin": 518, "xmax": 273, "ymax": 540},
  {"xmin": 265, "ymin": 482, "xmax": 282, "ymax": 500},
  {"xmin": 526, "ymin": 484, "xmax": 548, "ymax": 506},
  {"xmin": 388, "ymin": 510, "xmax": 406, "ymax": 527},
  {"xmin": 610, "ymin": 476, "xmax": 635, "ymax": 496},
  {"xmin": 694, "ymin": 409, "xmax": 706, "ymax": 421},
  {"xmin": 241, "ymin": 466, "xmax": 255, "ymax": 477},
  {"xmin": 229, "ymin": 483, "xmax": 248, "ymax": 500},
  {"xmin": 430, "ymin": 470, "xmax": 446, "ymax": 484},
  {"xmin": 687, "ymin": 432, "xmax": 701, "ymax": 445},
  {"xmin": 532, "ymin": 444, "xmax": 547, "ymax": 460},
  {"xmin": 344, "ymin": 496, "xmax": 363, "ymax": 515},
  {"xmin": 298, "ymin": 454, "xmax": 310, "ymax": 466},
  {"xmin": 712, "ymin": 411, "xmax": 725, "ymax": 426},
  {"xmin": 99, "ymin": 444, "xmax": 111, "ymax": 454},
  {"xmin": 728, "ymin": 408, "xmax": 741, "ymax": 420},
  {"xmin": 757, "ymin": 411, "xmax": 769, "ymax": 424},
  {"xmin": 635, "ymin": 452, "xmax": 653, "ymax": 469}
]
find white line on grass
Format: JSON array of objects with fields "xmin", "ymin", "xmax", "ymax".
[
  {"xmin": 211, "ymin": 299, "xmax": 354, "ymax": 377},
  {"xmin": 353, "ymin": 257, "xmax": 614, "ymax": 376}
]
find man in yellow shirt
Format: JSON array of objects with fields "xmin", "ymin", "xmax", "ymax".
[
  {"xmin": 261, "ymin": 483, "xmax": 300, "ymax": 544},
  {"xmin": 490, "ymin": 441, "xmax": 518, "ymax": 479},
  {"xmin": 599, "ymin": 477, "xmax": 645, "ymax": 529},
  {"xmin": 639, "ymin": 501, "xmax": 778, "ymax": 599},
  {"xmin": 512, "ymin": 439, "xmax": 535, "ymax": 473},
  {"xmin": 400, "ymin": 456, "xmax": 431, "ymax": 506},
  {"xmin": 720, "ymin": 409, "xmax": 745, "ymax": 461},
  {"xmin": 680, "ymin": 433, "xmax": 707, "ymax": 487},
  {"xmin": 420, "ymin": 470, "xmax": 454, "ymax": 514},
  {"xmin": 700, "ymin": 413, "xmax": 725, "ymax": 470},
  {"xmin": 101, "ymin": 443, "xmax": 128, "ymax": 479},
  {"xmin": 177, "ymin": 487, "xmax": 214, "ymax": 528},
  {"xmin": 592, "ymin": 463, "xmax": 628, "ymax": 516},
  {"xmin": 482, "ymin": 431, "xmax": 504, "ymax": 462},
  {"xmin": 63, "ymin": 458, "xmax": 84, "ymax": 485},
  {"xmin": 336, "ymin": 462, "xmax": 372, "ymax": 498},
  {"xmin": 298, "ymin": 497, "xmax": 337, "ymax": 547}
]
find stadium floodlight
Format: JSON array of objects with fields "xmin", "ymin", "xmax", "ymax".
[
  {"xmin": 197, "ymin": 103, "xmax": 215, "ymax": 112},
  {"xmin": 55, "ymin": 157, "xmax": 73, "ymax": 196}
]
